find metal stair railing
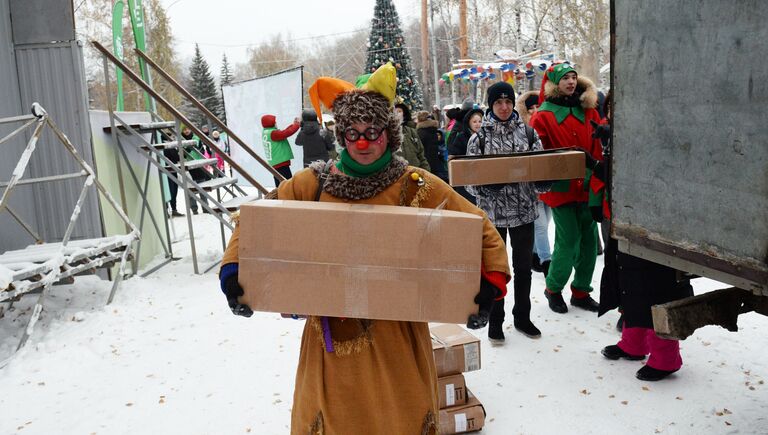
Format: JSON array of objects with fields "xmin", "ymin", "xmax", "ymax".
[
  {"xmin": 133, "ymin": 47, "xmax": 286, "ymax": 186},
  {"xmin": 93, "ymin": 40, "xmax": 267, "ymax": 275}
]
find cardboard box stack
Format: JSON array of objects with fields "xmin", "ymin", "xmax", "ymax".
[{"xmin": 430, "ymin": 324, "xmax": 486, "ymax": 434}]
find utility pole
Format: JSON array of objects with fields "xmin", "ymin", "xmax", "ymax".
[
  {"xmin": 421, "ymin": 0, "xmax": 430, "ymax": 106},
  {"xmin": 459, "ymin": 0, "xmax": 468, "ymax": 59},
  {"xmin": 429, "ymin": 0, "xmax": 441, "ymax": 108}
]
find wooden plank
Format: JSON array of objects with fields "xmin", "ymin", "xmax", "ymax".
[{"xmin": 651, "ymin": 287, "xmax": 759, "ymax": 340}]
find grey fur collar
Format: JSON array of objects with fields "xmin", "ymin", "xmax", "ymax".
[{"xmin": 309, "ymin": 156, "xmax": 409, "ymax": 200}]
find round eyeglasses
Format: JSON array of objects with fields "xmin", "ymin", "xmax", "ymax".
[{"xmin": 344, "ymin": 127, "xmax": 385, "ymax": 142}]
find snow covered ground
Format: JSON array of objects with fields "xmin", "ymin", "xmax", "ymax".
[{"xmin": 1, "ymin": 211, "xmax": 766, "ymax": 434}]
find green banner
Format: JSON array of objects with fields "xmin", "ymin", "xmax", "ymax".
[
  {"xmin": 127, "ymin": 0, "xmax": 151, "ymax": 111},
  {"xmin": 111, "ymin": 0, "xmax": 125, "ymax": 111}
]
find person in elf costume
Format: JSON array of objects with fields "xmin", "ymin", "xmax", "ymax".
[
  {"xmin": 217, "ymin": 63, "xmax": 510, "ymax": 434},
  {"xmin": 530, "ymin": 63, "xmax": 603, "ymax": 314}
]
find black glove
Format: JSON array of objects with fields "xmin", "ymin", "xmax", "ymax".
[
  {"xmin": 223, "ymin": 274, "xmax": 253, "ymax": 317},
  {"xmin": 580, "ymin": 149, "xmax": 600, "ymax": 171},
  {"xmin": 590, "ymin": 120, "xmax": 611, "ymax": 142},
  {"xmin": 590, "ymin": 205, "xmax": 604, "ymax": 223},
  {"xmin": 591, "ymin": 161, "xmax": 606, "ymax": 182},
  {"xmin": 467, "ymin": 278, "xmax": 500, "ymax": 329}
]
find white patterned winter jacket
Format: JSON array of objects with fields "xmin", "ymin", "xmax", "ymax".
[{"xmin": 466, "ymin": 110, "xmax": 552, "ymax": 228}]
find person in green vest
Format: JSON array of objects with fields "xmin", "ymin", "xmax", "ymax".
[{"xmin": 261, "ymin": 114, "xmax": 300, "ymax": 187}]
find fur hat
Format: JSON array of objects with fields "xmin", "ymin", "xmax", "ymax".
[
  {"xmin": 332, "ymin": 90, "xmax": 402, "ymax": 151},
  {"xmin": 308, "ymin": 63, "xmax": 401, "ymax": 151},
  {"xmin": 415, "ymin": 110, "xmax": 432, "ymax": 123}
]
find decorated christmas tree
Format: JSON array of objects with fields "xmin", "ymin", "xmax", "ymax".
[{"xmin": 365, "ymin": 0, "xmax": 424, "ymax": 109}]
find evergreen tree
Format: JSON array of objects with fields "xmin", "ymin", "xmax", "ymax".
[
  {"xmin": 147, "ymin": 0, "xmax": 183, "ymax": 121},
  {"xmin": 219, "ymin": 53, "xmax": 234, "ymax": 123},
  {"xmin": 188, "ymin": 43, "xmax": 221, "ymax": 127},
  {"xmin": 365, "ymin": 0, "xmax": 424, "ymax": 109}
]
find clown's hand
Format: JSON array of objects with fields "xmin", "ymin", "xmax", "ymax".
[
  {"xmin": 467, "ymin": 278, "xmax": 500, "ymax": 329},
  {"xmin": 223, "ymin": 273, "xmax": 253, "ymax": 318}
]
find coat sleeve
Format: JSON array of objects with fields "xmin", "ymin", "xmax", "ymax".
[
  {"xmin": 294, "ymin": 129, "xmax": 306, "ymax": 146},
  {"xmin": 463, "ymin": 132, "xmax": 481, "ymax": 197},
  {"xmin": 530, "ymin": 129, "xmax": 553, "ymax": 193},
  {"xmin": 530, "ymin": 113, "xmax": 553, "ymax": 150},
  {"xmin": 413, "ymin": 131, "xmax": 431, "ymax": 171},
  {"xmin": 270, "ymin": 121, "xmax": 300, "ymax": 141}
]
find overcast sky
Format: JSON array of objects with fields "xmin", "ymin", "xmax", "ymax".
[{"xmin": 159, "ymin": 0, "xmax": 417, "ymax": 68}]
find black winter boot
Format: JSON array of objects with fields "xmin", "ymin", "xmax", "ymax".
[
  {"xmin": 571, "ymin": 295, "xmax": 600, "ymax": 312},
  {"xmin": 636, "ymin": 365, "xmax": 678, "ymax": 381},
  {"xmin": 488, "ymin": 322, "xmax": 505, "ymax": 345},
  {"xmin": 541, "ymin": 260, "xmax": 551, "ymax": 278},
  {"xmin": 514, "ymin": 319, "xmax": 541, "ymax": 339},
  {"xmin": 531, "ymin": 253, "xmax": 543, "ymax": 273},
  {"xmin": 601, "ymin": 344, "xmax": 645, "ymax": 361},
  {"xmin": 544, "ymin": 290, "xmax": 568, "ymax": 314}
]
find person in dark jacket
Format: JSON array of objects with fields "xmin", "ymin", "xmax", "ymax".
[
  {"xmin": 180, "ymin": 126, "xmax": 210, "ymax": 214},
  {"xmin": 587, "ymin": 118, "xmax": 693, "ymax": 381},
  {"xmin": 394, "ymin": 103, "xmax": 430, "ymax": 170},
  {"xmin": 295, "ymin": 109, "xmax": 334, "ymax": 167},
  {"xmin": 161, "ymin": 130, "xmax": 183, "ymax": 217},
  {"xmin": 415, "ymin": 111, "xmax": 447, "ymax": 181},
  {"xmin": 447, "ymin": 98, "xmax": 476, "ymax": 151},
  {"xmin": 447, "ymin": 107, "xmax": 484, "ymax": 204}
]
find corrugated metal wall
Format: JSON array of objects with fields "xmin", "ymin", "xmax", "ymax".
[
  {"xmin": 0, "ymin": 0, "xmax": 37, "ymax": 252},
  {"xmin": 0, "ymin": 0, "xmax": 104, "ymax": 252},
  {"xmin": 14, "ymin": 41, "xmax": 103, "ymax": 244}
]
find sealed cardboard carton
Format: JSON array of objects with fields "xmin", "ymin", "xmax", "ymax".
[
  {"xmin": 438, "ymin": 373, "xmax": 467, "ymax": 409},
  {"xmin": 448, "ymin": 149, "xmax": 585, "ymax": 186},
  {"xmin": 431, "ymin": 324, "xmax": 481, "ymax": 376},
  {"xmin": 439, "ymin": 389, "xmax": 486, "ymax": 434},
  {"xmin": 238, "ymin": 200, "xmax": 483, "ymax": 323}
]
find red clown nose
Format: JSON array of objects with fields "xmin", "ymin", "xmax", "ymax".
[{"xmin": 355, "ymin": 139, "xmax": 370, "ymax": 150}]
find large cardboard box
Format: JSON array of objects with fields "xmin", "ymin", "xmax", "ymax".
[
  {"xmin": 448, "ymin": 149, "xmax": 585, "ymax": 186},
  {"xmin": 438, "ymin": 374, "xmax": 467, "ymax": 409},
  {"xmin": 431, "ymin": 324, "xmax": 481, "ymax": 377},
  {"xmin": 439, "ymin": 389, "xmax": 486, "ymax": 434},
  {"xmin": 238, "ymin": 200, "xmax": 483, "ymax": 323}
]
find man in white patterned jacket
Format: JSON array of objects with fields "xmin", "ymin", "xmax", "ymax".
[{"xmin": 466, "ymin": 81, "xmax": 552, "ymax": 343}]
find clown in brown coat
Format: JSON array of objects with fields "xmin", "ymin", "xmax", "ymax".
[{"xmin": 218, "ymin": 64, "xmax": 510, "ymax": 434}]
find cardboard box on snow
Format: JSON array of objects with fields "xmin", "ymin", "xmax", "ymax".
[
  {"xmin": 448, "ymin": 149, "xmax": 585, "ymax": 186},
  {"xmin": 238, "ymin": 200, "xmax": 483, "ymax": 323},
  {"xmin": 431, "ymin": 324, "xmax": 481, "ymax": 377},
  {"xmin": 438, "ymin": 373, "xmax": 467, "ymax": 409},
  {"xmin": 439, "ymin": 388, "xmax": 486, "ymax": 434}
]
